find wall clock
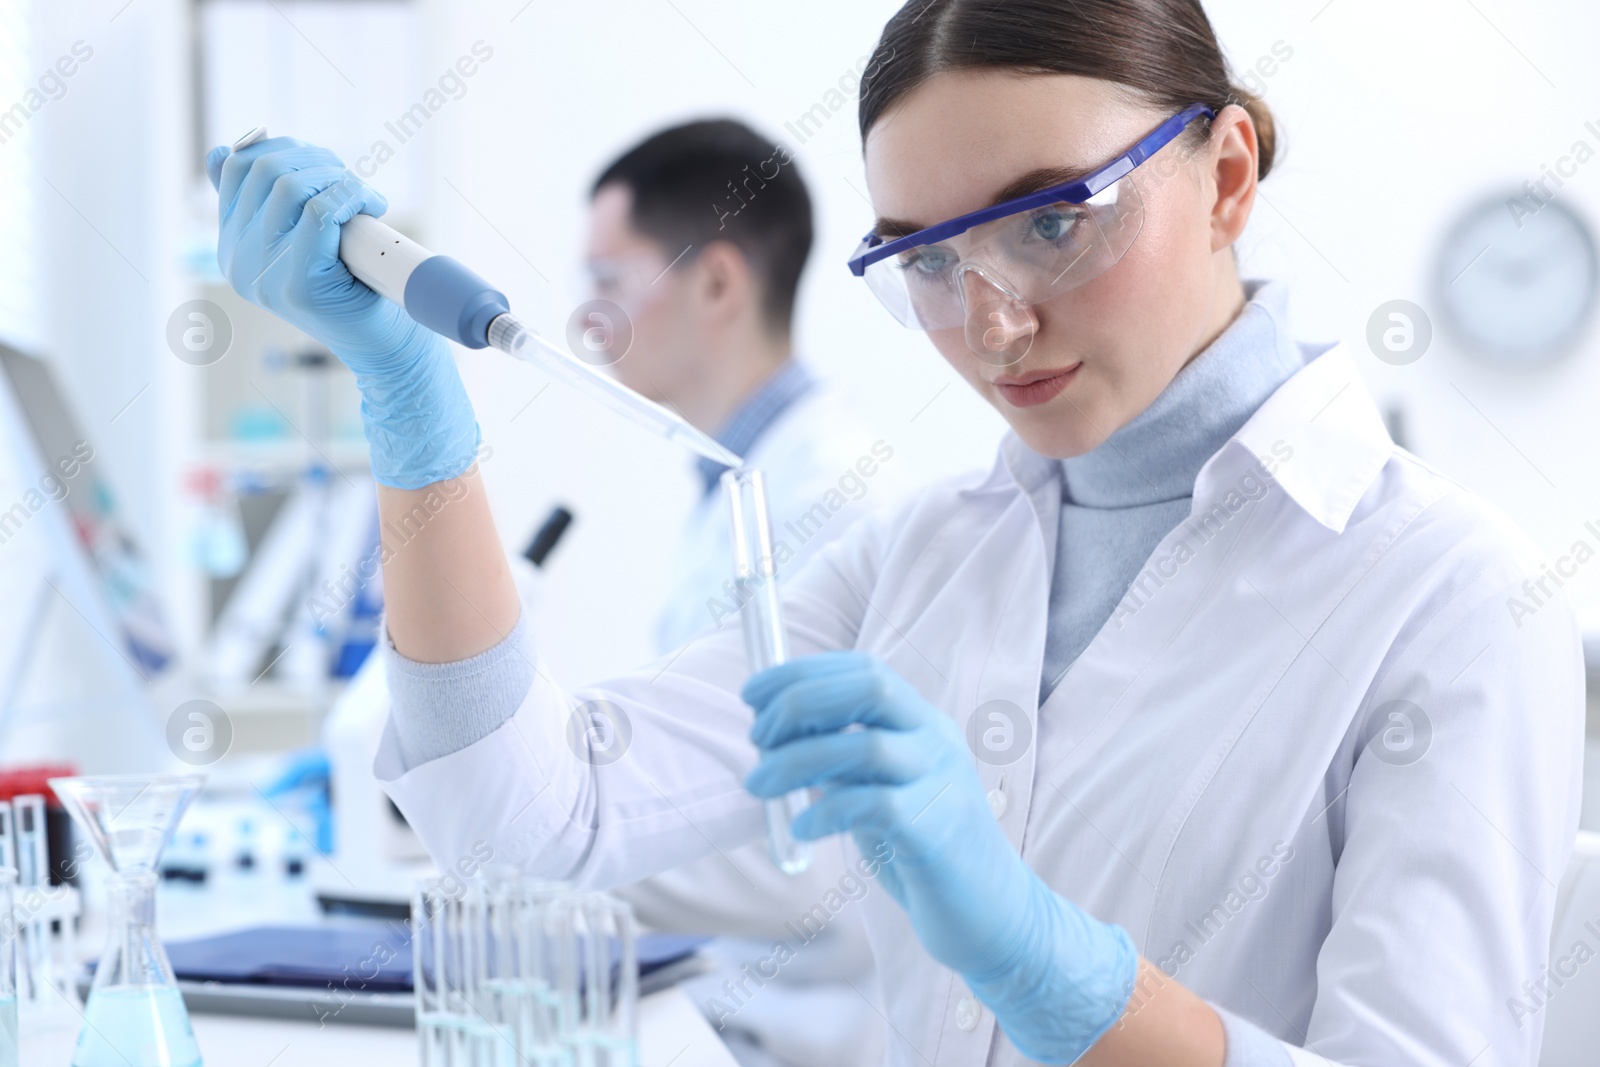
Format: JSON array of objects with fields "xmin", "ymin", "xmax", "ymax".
[{"xmin": 1433, "ymin": 194, "xmax": 1599, "ymax": 368}]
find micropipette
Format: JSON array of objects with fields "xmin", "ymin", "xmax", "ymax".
[{"xmin": 226, "ymin": 126, "xmax": 743, "ymax": 470}]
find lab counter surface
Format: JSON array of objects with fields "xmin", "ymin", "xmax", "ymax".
[{"xmin": 22, "ymin": 985, "xmax": 739, "ymax": 1066}]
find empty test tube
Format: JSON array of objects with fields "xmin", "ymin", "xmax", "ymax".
[
  {"xmin": 569, "ymin": 893, "xmax": 637, "ymax": 1066},
  {"xmin": 482, "ymin": 868, "xmax": 569, "ymax": 1065},
  {"xmin": 0, "ymin": 798, "xmax": 77, "ymax": 1028},
  {"xmin": 722, "ymin": 468, "xmax": 813, "ymax": 876},
  {"xmin": 0, "ymin": 867, "xmax": 15, "ymax": 1067},
  {"xmin": 12, "ymin": 799, "xmax": 43, "ymax": 893},
  {"xmin": 0, "ymin": 803, "xmax": 13, "ymax": 872},
  {"xmin": 11, "ymin": 798, "xmax": 47, "ymax": 1011},
  {"xmin": 414, "ymin": 879, "xmax": 493, "ymax": 1067}
]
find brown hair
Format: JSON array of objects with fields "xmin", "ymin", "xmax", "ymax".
[{"xmin": 858, "ymin": 0, "xmax": 1278, "ymax": 181}]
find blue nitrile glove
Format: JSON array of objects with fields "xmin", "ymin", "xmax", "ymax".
[
  {"xmin": 263, "ymin": 747, "xmax": 333, "ymax": 855},
  {"xmin": 743, "ymin": 651, "xmax": 1138, "ymax": 1063},
  {"xmin": 205, "ymin": 137, "xmax": 479, "ymax": 489}
]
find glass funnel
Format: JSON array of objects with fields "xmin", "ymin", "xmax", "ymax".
[{"xmin": 49, "ymin": 776, "xmax": 204, "ymax": 1067}]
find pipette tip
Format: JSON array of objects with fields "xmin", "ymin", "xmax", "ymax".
[
  {"xmin": 487, "ymin": 312, "xmax": 745, "ymax": 469},
  {"xmin": 699, "ymin": 437, "xmax": 745, "ymax": 469}
]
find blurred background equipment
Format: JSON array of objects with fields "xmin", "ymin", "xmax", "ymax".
[{"xmin": 0, "ymin": 342, "xmax": 170, "ymax": 775}]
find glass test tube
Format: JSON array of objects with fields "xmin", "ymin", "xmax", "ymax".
[
  {"xmin": 411, "ymin": 879, "xmax": 443, "ymax": 1065},
  {"xmin": 481, "ymin": 868, "xmax": 566, "ymax": 1067},
  {"xmin": 0, "ymin": 868, "xmax": 14, "ymax": 1067},
  {"xmin": 11, "ymin": 799, "xmax": 42, "ymax": 894},
  {"xmin": 722, "ymin": 468, "xmax": 813, "ymax": 875},
  {"xmin": 10, "ymin": 799, "xmax": 44, "ymax": 1014},
  {"xmin": 569, "ymin": 893, "xmax": 637, "ymax": 1067},
  {"xmin": 4, "ymin": 797, "xmax": 78, "ymax": 1030},
  {"xmin": 414, "ymin": 878, "xmax": 493, "ymax": 1067},
  {"xmin": 0, "ymin": 803, "xmax": 13, "ymax": 873}
]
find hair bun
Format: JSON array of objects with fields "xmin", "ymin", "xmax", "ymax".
[{"xmin": 1228, "ymin": 84, "xmax": 1278, "ymax": 181}]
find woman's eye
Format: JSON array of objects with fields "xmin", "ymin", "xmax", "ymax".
[
  {"xmin": 900, "ymin": 247, "xmax": 956, "ymax": 276},
  {"xmin": 1029, "ymin": 210, "xmax": 1075, "ymax": 242}
]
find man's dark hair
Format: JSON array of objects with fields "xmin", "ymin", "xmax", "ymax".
[{"xmin": 592, "ymin": 119, "xmax": 812, "ymax": 335}]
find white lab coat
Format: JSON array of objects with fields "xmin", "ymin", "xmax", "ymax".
[{"xmin": 378, "ymin": 339, "xmax": 1583, "ymax": 1067}]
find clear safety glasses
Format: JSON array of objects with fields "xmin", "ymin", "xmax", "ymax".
[
  {"xmin": 582, "ymin": 254, "xmax": 678, "ymax": 317},
  {"xmin": 848, "ymin": 104, "xmax": 1215, "ymax": 342}
]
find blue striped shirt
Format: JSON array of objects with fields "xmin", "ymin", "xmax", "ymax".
[{"xmin": 694, "ymin": 359, "xmax": 817, "ymax": 496}]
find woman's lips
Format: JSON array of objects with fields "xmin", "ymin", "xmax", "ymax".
[{"xmin": 993, "ymin": 364, "xmax": 1081, "ymax": 408}]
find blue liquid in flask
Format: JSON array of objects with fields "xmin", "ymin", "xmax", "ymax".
[
  {"xmin": 0, "ymin": 992, "xmax": 17, "ymax": 1067},
  {"xmin": 72, "ymin": 986, "xmax": 202, "ymax": 1067}
]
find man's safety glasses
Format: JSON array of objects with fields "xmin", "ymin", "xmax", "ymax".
[{"xmin": 847, "ymin": 104, "xmax": 1215, "ymax": 333}]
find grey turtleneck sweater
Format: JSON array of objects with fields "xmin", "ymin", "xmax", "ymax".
[{"xmin": 1037, "ymin": 277, "xmax": 1303, "ymax": 705}]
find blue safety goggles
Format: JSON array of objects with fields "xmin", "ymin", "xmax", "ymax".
[{"xmin": 847, "ymin": 104, "xmax": 1215, "ymax": 331}]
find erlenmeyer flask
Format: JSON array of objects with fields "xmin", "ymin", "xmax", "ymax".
[{"xmin": 49, "ymin": 776, "xmax": 204, "ymax": 1067}]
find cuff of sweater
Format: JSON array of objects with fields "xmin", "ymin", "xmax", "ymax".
[
  {"xmin": 384, "ymin": 610, "xmax": 536, "ymax": 770},
  {"xmin": 1212, "ymin": 1003, "xmax": 1294, "ymax": 1067}
]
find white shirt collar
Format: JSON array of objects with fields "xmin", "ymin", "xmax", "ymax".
[
  {"xmin": 969, "ymin": 339, "xmax": 1393, "ymax": 536},
  {"xmin": 1227, "ymin": 339, "xmax": 1393, "ymax": 533}
]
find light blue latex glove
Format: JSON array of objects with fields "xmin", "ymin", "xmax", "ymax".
[
  {"xmin": 205, "ymin": 137, "xmax": 479, "ymax": 489},
  {"xmin": 263, "ymin": 746, "xmax": 333, "ymax": 854},
  {"xmin": 743, "ymin": 651, "xmax": 1138, "ymax": 1064}
]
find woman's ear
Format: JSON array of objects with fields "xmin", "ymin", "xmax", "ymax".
[{"xmin": 1206, "ymin": 104, "xmax": 1260, "ymax": 253}]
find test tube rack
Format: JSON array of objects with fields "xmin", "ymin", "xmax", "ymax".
[
  {"xmin": 0, "ymin": 796, "xmax": 82, "ymax": 1031},
  {"xmin": 412, "ymin": 871, "xmax": 638, "ymax": 1067}
]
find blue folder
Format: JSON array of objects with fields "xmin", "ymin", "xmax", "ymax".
[{"xmin": 164, "ymin": 921, "xmax": 706, "ymax": 993}]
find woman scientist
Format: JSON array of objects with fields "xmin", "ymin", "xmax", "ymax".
[{"xmin": 206, "ymin": 1, "xmax": 1582, "ymax": 1064}]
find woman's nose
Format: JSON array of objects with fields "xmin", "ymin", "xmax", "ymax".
[{"xmin": 959, "ymin": 269, "xmax": 1037, "ymax": 365}]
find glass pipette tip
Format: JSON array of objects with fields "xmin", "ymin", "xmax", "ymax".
[{"xmin": 487, "ymin": 313, "xmax": 743, "ymax": 469}]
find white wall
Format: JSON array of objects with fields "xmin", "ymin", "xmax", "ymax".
[
  {"xmin": 1204, "ymin": 0, "xmax": 1600, "ymax": 618},
  {"xmin": 34, "ymin": 0, "xmax": 191, "ymax": 580}
]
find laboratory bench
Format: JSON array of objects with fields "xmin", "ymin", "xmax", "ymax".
[
  {"xmin": 21, "ymin": 852, "xmax": 739, "ymax": 1067},
  {"xmin": 21, "ymin": 985, "xmax": 737, "ymax": 1066}
]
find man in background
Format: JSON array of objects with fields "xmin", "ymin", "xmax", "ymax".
[{"xmin": 582, "ymin": 119, "xmax": 907, "ymax": 1067}]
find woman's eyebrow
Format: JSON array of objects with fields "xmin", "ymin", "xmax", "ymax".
[
  {"xmin": 872, "ymin": 165, "xmax": 1093, "ymax": 240},
  {"xmin": 988, "ymin": 165, "xmax": 1093, "ymax": 205},
  {"xmin": 872, "ymin": 216, "xmax": 922, "ymax": 240}
]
